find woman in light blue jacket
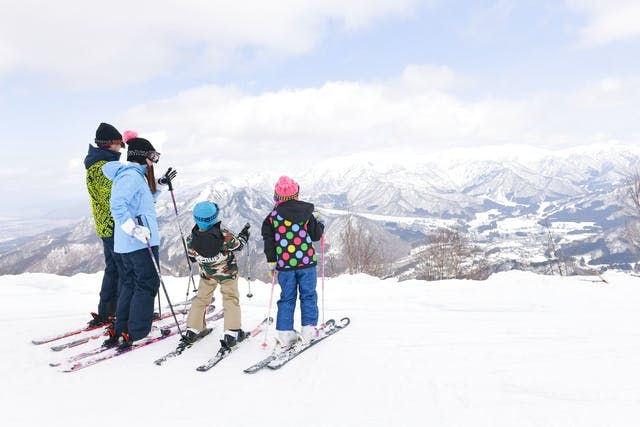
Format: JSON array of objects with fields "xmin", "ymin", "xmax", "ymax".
[{"xmin": 101, "ymin": 135, "xmax": 173, "ymax": 349}]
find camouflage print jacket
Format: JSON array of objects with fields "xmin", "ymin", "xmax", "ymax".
[
  {"xmin": 84, "ymin": 145, "xmax": 121, "ymax": 238},
  {"xmin": 186, "ymin": 222, "xmax": 245, "ymax": 282}
]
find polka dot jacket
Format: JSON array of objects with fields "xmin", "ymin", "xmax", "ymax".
[{"xmin": 261, "ymin": 200, "xmax": 324, "ymax": 271}]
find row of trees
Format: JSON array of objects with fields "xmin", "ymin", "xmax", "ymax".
[
  {"xmin": 334, "ymin": 215, "xmax": 491, "ymax": 280},
  {"xmin": 336, "ymin": 216, "xmax": 387, "ymax": 276},
  {"xmin": 333, "ymin": 215, "xmax": 578, "ymax": 281},
  {"xmin": 414, "ymin": 228, "xmax": 491, "ymax": 281}
]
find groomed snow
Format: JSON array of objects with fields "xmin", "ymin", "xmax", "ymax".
[{"xmin": 1, "ymin": 270, "xmax": 639, "ymax": 427}]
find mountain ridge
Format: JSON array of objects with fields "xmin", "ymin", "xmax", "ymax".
[{"xmin": 1, "ymin": 143, "xmax": 639, "ymax": 278}]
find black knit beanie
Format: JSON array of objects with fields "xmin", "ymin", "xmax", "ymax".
[
  {"xmin": 95, "ymin": 122, "xmax": 123, "ymax": 147},
  {"xmin": 126, "ymin": 137, "xmax": 157, "ymax": 164}
]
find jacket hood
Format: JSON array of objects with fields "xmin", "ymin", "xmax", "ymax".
[
  {"xmin": 84, "ymin": 144, "xmax": 121, "ymax": 170},
  {"xmin": 190, "ymin": 222, "xmax": 224, "ymax": 258},
  {"xmin": 274, "ymin": 200, "xmax": 315, "ymax": 223},
  {"xmin": 102, "ymin": 161, "xmax": 147, "ymax": 181}
]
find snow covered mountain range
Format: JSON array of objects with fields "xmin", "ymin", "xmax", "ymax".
[{"xmin": 1, "ymin": 143, "xmax": 639, "ymax": 278}]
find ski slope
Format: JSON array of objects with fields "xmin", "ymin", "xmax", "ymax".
[{"xmin": 1, "ymin": 270, "xmax": 639, "ymax": 427}]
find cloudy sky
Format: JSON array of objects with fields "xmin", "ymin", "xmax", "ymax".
[{"xmin": 1, "ymin": 0, "xmax": 639, "ymax": 218}]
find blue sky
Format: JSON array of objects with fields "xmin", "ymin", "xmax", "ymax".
[{"xmin": 0, "ymin": 0, "xmax": 639, "ymax": 218}]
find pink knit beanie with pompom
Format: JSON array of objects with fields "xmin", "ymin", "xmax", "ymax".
[
  {"xmin": 122, "ymin": 130, "xmax": 138, "ymax": 144},
  {"xmin": 274, "ymin": 176, "xmax": 299, "ymax": 203}
]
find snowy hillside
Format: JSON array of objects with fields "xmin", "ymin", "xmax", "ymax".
[
  {"xmin": 2, "ymin": 143, "xmax": 640, "ymax": 277},
  {"xmin": 2, "ymin": 270, "xmax": 640, "ymax": 427}
]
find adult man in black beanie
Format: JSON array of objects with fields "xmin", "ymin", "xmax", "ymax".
[
  {"xmin": 83, "ymin": 122, "xmax": 126, "ymax": 327},
  {"xmin": 95, "ymin": 122, "xmax": 125, "ymax": 148}
]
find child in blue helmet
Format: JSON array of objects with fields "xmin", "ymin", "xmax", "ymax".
[{"xmin": 184, "ymin": 201, "xmax": 250, "ymax": 349}]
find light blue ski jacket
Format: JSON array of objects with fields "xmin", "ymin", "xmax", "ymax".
[{"xmin": 102, "ymin": 161, "xmax": 161, "ymax": 253}]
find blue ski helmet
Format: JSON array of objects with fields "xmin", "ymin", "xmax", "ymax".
[{"xmin": 193, "ymin": 201, "xmax": 219, "ymax": 230}]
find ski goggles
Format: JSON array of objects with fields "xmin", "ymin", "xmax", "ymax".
[{"xmin": 146, "ymin": 151, "xmax": 161, "ymax": 163}]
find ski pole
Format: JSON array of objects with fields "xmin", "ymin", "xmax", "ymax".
[
  {"xmin": 261, "ymin": 271, "xmax": 277, "ymax": 348},
  {"xmin": 162, "ymin": 168, "xmax": 198, "ymax": 296},
  {"xmin": 246, "ymin": 235, "xmax": 253, "ymax": 299},
  {"xmin": 136, "ymin": 216, "xmax": 164, "ymax": 319},
  {"xmin": 320, "ymin": 234, "xmax": 326, "ymax": 327},
  {"xmin": 144, "ymin": 239, "xmax": 184, "ymax": 337},
  {"xmin": 157, "ymin": 293, "xmax": 162, "ymax": 319}
]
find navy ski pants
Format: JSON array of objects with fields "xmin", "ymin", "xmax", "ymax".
[
  {"xmin": 114, "ymin": 246, "xmax": 160, "ymax": 340},
  {"xmin": 98, "ymin": 236, "xmax": 124, "ymax": 319}
]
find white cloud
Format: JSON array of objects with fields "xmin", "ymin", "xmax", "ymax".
[
  {"xmin": 118, "ymin": 65, "xmax": 640, "ymax": 179},
  {"xmin": 114, "ymin": 64, "xmax": 639, "ymax": 184},
  {"xmin": 568, "ymin": 0, "xmax": 640, "ymax": 45},
  {"xmin": 571, "ymin": 77, "xmax": 640, "ymax": 108},
  {"xmin": 0, "ymin": 0, "xmax": 420, "ymax": 88},
  {"xmin": 399, "ymin": 64, "xmax": 464, "ymax": 91},
  {"xmin": 460, "ymin": 0, "xmax": 516, "ymax": 41},
  {"xmin": 6, "ymin": 65, "xmax": 640, "ymax": 217}
]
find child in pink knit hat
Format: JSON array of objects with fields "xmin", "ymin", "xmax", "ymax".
[
  {"xmin": 261, "ymin": 175, "xmax": 325, "ymax": 350},
  {"xmin": 273, "ymin": 175, "xmax": 299, "ymax": 203}
]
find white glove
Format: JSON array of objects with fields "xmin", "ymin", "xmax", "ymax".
[{"xmin": 121, "ymin": 218, "xmax": 151, "ymax": 243}]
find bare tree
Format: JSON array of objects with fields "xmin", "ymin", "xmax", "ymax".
[
  {"xmin": 416, "ymin": 227, "xmax": 471, "ymax": 281},
  {"xmin": 542, "ymin": 219, "xmax": 564, "ymax": 276},
  {"xmin": 324, "ymin": 249, "xmax": 339, "ymax": 277},
  {"xmin": 339, "ymin": 215, "xmax": 387, "ymax": 276},
  {"xmin": 317, "ymin": 240, "xmax": 339, "ymax": 278},
  {"xmin": 624, "ymin": 170, "xmax": 640, "ymax": 251}
]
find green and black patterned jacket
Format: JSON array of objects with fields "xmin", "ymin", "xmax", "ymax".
[{"xmin": 84, "ymin": 145, "xmax": 121, "ymax": 238}]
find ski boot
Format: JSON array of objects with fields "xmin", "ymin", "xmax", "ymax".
[
  {"xmin": 117, "ymin": 332, "xmax": 133, "ymax": 351},
  {"xmin": 301, "ymin": 325, "xmax": 321, "ymax": 345},
  {"xmin": 102, "ymin": 326, "xmax": 119, "ymax": 347},
  {"xmin": 180, "ymin": 329, "xmax": 200, "ymax": 346},
  {"xmin": 275, "ymin": 330, "xmax": 298, "ymax": 351},
  {"xmin": 88, "ymin": 312, "xmax": 107, "ymax": 327},
  {"xmin": 220, "ymin": 329, "xmax": 246, "ymax": 350}
]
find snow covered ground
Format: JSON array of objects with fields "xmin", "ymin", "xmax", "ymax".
[{"xmin": 1, "ymin": 270, "xmax": 639, "ymax": 427}]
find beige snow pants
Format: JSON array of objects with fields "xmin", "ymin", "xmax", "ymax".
[{"xmin": 186, "ymin": 276, "xmax": 241, "ymax": 331}]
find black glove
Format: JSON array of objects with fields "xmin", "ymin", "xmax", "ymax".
[
  {"xmin": 238, "ymin": 222, "xmax": 250, "ymax": 242},
  {"xmin": 158, "ymin": 167, "xmax": 177, "ymax": 186}
]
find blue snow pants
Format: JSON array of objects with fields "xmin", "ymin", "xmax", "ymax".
[
  {"xmin": 114, "ymin": 246, "xmax": 160, "ymax": 340},
  {"xmin": 98, "ymin": 236, "xmax": 124, "ymax": 319},
  {"xmin": 276, "ymin": 267, "xmax": 318, "ymax": 331}
]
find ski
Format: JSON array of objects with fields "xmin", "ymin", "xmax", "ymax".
[
  {"xmin": 58, "ymin": 308, "xmax": 224, "ymax": 373},
  {"xmin": 267, "ymin": 318, "xmax": 349, "ymax": 370},
  {"xmin": 195, "ymin": 316, "xmax": 273, "ymax": 372},
  {"xmin": 32, "ymin": 296, "xmax": 196, "ymax": 346},
  {"xmin": 243, "ymin": 353, "xmax": 276, "ymax": 374},
  {"xmin": 60, "ymin": 328, "xmax": 175, "ymax": 372},
  {"xmin": 153, "ymin": 328, "xmax": 214, "ymax": 366},
  {"xmin": 243, "ymin": 320, "xmax": 335, "ymax": 374},
  {"xmin": 50, "ymin": 306, "xmax": 192, "ymax": 352},
  {"xmin": 32, "ymin": 322, "xmax": 107, "ymax": 346},
  {"xmin": 50, "ymin": 306, "xmax": 222, "ymax": 368},
  {"xmin": 241, "ymin": 321, "xmax": 335, "ymax": 375},
  {"xmin": 243, "ymin": 317, "xmax": 349, "ymax": 374}
]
